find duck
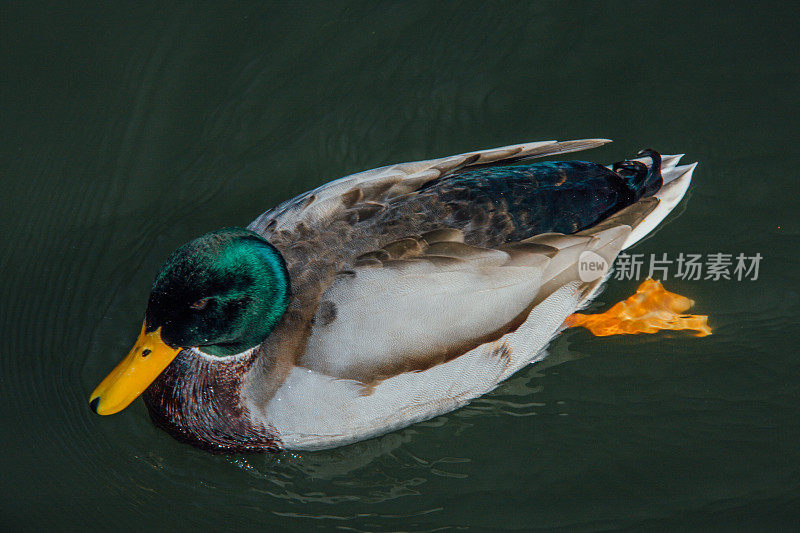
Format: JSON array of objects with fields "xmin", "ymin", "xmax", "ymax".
[{"xmin": 89, "ymin": 138, "xmax": 699, "ymax": 453}]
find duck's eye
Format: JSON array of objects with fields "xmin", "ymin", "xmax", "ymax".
[{"xmin": 191, "ymin": 298, "xmax": 210, "ymax": 310}]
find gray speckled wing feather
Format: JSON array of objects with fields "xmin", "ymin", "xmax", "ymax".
[{"xmin": 248, "ymin": 138, "xmax": 611, "ymax": 236}]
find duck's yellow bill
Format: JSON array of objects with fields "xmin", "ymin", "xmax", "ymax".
[{"xmin": 89, "ymin": 324, "xmax": 182, "ymax": 415}]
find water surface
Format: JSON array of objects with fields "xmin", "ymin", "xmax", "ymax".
[{"xmin": 2, "ymin": 1, "xmax": 799, "ymax": 530}]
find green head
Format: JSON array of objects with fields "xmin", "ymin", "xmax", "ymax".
[{"xmin": 145, "ymin": 227, "xmax": 290, "ymax": 356}]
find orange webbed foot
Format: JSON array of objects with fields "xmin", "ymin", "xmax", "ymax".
[{"xmin": 565, "ymin": 279, "xmax": 711, "ymax": 337}]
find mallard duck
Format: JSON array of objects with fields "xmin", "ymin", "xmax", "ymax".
[{"xmin": 89, "ymin": 139, "xmax": 697, "ymax": 452}]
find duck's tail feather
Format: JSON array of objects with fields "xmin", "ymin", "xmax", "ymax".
[{"xmin": 611, "ymin": 148, "xmax": 663, "ymax": 200}]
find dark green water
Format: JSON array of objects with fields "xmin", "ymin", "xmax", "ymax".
[{"xmin": 3, "ymin": 2, "xmax": 799, "ymax": 530}]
